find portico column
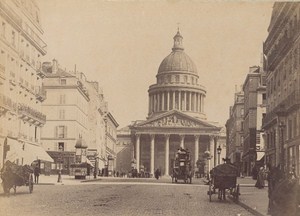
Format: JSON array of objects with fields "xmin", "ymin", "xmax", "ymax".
[
  {"xmin": 180, "ymin": 135, "xmax": 185, "ymax": 148},
  {"xmin": 194, "ymin": 135, "xmax": 200, "ymax": 168},
  {"xmin": 209, "ymin": 135, "xmax": 215, "ymax": 168},
  {"xmin": 214, "ymin": 136, "xmax": 219, "ymax": 166},
  {"xmin": 165, "ymin": 134, "xmax": 170, "ymax": 176},
  {"xmin": 136, "ymin": 134, "xmax": 141, "ymax": 172},
  {"xmin": 167, "ymin": 91, "xmax": 170, "ymax": 111},
  {"xmin": 196, "ymin": 93, "xmax": 199, "ymax": 112},
  {"xmin": 150, "ymin": 134, "xmax": 155, "ymax": 176},
  {"xmin": 194, "ymin": 93, "xmax": 197, "ymax": 112}
]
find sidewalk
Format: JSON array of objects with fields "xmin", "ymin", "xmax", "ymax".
[{"xmin": 235, "ymin": 177, "xmax": 269, "ymax": 216}]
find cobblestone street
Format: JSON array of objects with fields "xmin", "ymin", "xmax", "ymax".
[{"xmin": 0, "ymin": 178, "xmax": 254, "ymax": 216}]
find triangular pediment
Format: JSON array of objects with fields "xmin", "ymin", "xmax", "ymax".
[{"xmin": 136, "ymin": 110, "xmax": 219, "ymax": 129}]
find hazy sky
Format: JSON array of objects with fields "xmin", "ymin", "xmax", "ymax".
[{"xmin": 38, "ymin": 0, "xmax": 274, "ymax": 128}]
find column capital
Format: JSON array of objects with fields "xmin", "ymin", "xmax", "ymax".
[
  {"xmin": 164, "ymin": 134, "xmax": 170, "ymax": 139},
  {"xmin": 179, "ymin": 134, "xmax": 185, "ymax": 139},
  {"xmin": 135, "ymin": 133, "xmax": 141, "ymax": 138},
  {"xmin": 150, "ymin": 134, "xmax": 155, "ymax": 140},
  {"xmin": 194, "ymin": 134, "xmax": 200, "ymax": 140},
  {"xmin": 209, "ymin": 134, "xmax": 215, "ymax": 141}
]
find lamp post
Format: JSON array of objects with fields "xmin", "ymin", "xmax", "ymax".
[
  {"xmin": 217, "ymin": 145, "xmax": 222, "ymax": 165},
  {"xmin": 57, "ymin": 145, "xmax": 63, "ymax": 183},
  {"xmin": 279, "ymin": 121, "xmax": 285, "ymax": 172},
  {"xmin": 94, "ymin": 153, "xmax": 99, "ymax": 179}
]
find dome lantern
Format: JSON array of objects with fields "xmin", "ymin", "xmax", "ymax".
[{"xmin": 172, "ymin": 30, "xmax": 184, "ymax": 51}]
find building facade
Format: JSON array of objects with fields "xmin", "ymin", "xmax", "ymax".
[
  {"xmin": 129, "ymin": 31, "xmax": 222, "ymax": 176},
  {"xmin": 226, "ymin": 87, "xmax": 244, "ymax": 174},
  {"xmin": 105, "ymin": 112, "xmax": 118, "ymax": 176},
  {"xmin": 41, "ymin": 60, "xmax": 90, "ymax": 174},
  {"xmin": 242, "ymin": 66, "xmax": 266, "ymax": 176},
  {"xmin": 263, "ymin": 2, "xmax": 300, "ymax": 176},
  {"xmin": 0, "ymin": 0, "xmax": 53, "ymax": 169}
]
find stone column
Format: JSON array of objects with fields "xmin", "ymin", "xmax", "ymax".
[
  {"xmin": 136, "ymin": 134, "xmax": 141, "ymax": 172},
  {"xmin": 178, "ymin": 91, "xmax": 181, "ymax": 111},
  {"xmin": 162, "ymin": 92, "xmax": 165, "ymax": 111},
  {"xmin": 194, "ymin": 93, "xmax": 197, "ymax": 112},
  {"xmin": 184, "ymin": 91, "xmax": 186, "ymax": 111},
  {"xmin": 199, "ymin": 94, "xmax": 202, "ymax": 112},
  {"xmin": 194, "ymin": 135, "xmax": 200, "ymax": 168},
  {"xmin": 209, "ymin": 135, "xmax": 215, "ymax": 168},
  {"xmin": 189, "ymin": 92, "xmax": 192, "ymax": 111},
  {"xmin": 167, "ymin": 91, "xmax": 170, "ymax": 111},
  {"xmin": 165, "ymin": 134, "xmax": 170, "ymax": 176},
  {"xmin": 202, "ymin": 95, "xmax": 204, "ymax": 113},
  {"xmin": 180, "ymin": 135, "xmax": 185, "ymax": 148},
  {"xmin": 173, "ymin": 91, "xmax": 175, "ymax": 110},
  {"xmin": 150, "ymin": 134, "xmax": 155, "ymax": 176}
]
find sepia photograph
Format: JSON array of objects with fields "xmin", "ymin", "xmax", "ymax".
[{"xmin": 0, "ymin": 0, "xmax": 299, "ymax": 215}]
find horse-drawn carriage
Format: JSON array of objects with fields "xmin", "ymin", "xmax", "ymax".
[
  {"xmin": 208, "ymin": 163, "xmax": 239, "ymax": 202},
  {"xmin": 0, "ymin": 160, "xmax": 34, "ymax": 195},
  {"xmin": 171, "ymin": 148, "xmax": 193, "ymax": 184}
]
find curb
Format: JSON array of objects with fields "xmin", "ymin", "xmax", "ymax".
[{"xmin": 228, "ymin": 196, "xmax": 265, "ymax": 216}]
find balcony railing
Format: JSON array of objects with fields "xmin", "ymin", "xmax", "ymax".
[
  {"xmin": 35, "ymin": 86, "xmax": 46, "ymax": 102},
  {"xmin": 18, "ymin": 103, "xmax": 46, "ymax": 124}
]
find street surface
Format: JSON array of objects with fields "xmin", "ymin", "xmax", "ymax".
[{"xmin": 0, "ymin": 177, "xmax": 254, "ymax": 216}]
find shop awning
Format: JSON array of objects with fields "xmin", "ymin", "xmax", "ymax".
[
  {"xmin": 22, "ymin": 143, "xmax": 54, "ymax": 164},
  {"xmin": 256, "ymin": 152, "xmax": 265, "ymax": 161},
  {"xmin": 86, "ymin": 158, "xmax": 94, "ymax": 167},
  {"xmin": 5, "ymin": 138, "xmax": 54, "ymax": 165}
]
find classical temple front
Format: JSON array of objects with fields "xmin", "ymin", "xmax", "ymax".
[{"xmin": 129, "ymin": 30, "xmax": 221, "ymax": 176}]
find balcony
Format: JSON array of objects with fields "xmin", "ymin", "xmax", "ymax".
[
  {"xmin": 35, "ymin": 86, "xmax": 46, "ymax": 102},
  {"xmin": 18, "ymin": 103, "xmax": 46, "ymax": 125}
]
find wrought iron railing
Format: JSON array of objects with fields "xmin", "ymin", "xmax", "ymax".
[{"xmin": 18, "ymin": 103, "xmax": 46, "ymax": 123}]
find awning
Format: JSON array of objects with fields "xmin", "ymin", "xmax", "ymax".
[
  {"xmin": 22, "ymin": 143, "xmax": 54, "ymax": 164},
  {"xmin": 86, "ymin": 158, "xmax": 94, "ymax": 167},
  {"xmin": 256, "ymin": 152, "xmax": 265, "ymax": 161},
  {"xmin": 5, "ymin": 138, "xmax": 54, "ymax": 165}
]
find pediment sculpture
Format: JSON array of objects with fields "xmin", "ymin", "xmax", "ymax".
[{"xmin": 142, "ymin": 114, "xmax": 200, "ymax": 128}]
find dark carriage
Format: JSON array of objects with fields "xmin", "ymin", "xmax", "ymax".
[
  {"xmin": 0, "ymin": 160, "xmax": 34, "ymax": 195},
  {"xmin": 171, "ymin": 149, "xmax": 193, "ymax": 184},
  {"xmin": 208, "ymin": 163, "xmax": 239, "ymax": 202}
]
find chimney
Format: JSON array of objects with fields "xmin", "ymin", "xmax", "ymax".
[{"xmin": 52, "ymin": 59, "xmax": 58, "ymax": 73}]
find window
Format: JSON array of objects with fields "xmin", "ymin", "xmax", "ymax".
[
  {"xmin": 184, "ymin": 75, "xmax": 187, "ymax": 83},
  {"xmin": 240, "ymin": 108, "xmax": 244, "ymax": 117},
  {"xmin": 60, "ymin": 79, "xmax": 66, "ymax": 85},
  {"xmin": 59, "ymin": 109, "xmax": 65, "ymax": 119},
  {"xmin": 175, "ymin": 75, "xmax": 179, "ymax": 83},
  {"xmin": 58, "ymin": 142, "xmax": 64, "ymax": 151},
  {"xmin": 57, "ymin": 126, "xmax": 67, "ymax": 138},
  {"xmin": 59, "ymin": 94, "xmax": 66, "ymax": 104}
]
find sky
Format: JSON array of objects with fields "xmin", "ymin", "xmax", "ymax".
[{"xmin": 38, "ymin": 0, "xmax": 274, "ymax": 128}]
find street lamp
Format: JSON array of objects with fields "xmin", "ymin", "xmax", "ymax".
[
  {"xmin": 57, "ymin": 145, "xmax": 63, "ymax": 183},
  {"xmin": 93, "ymin": 153, "xmax": 99, "ymax": 179},
  {"xmin": 279, "ymin": 121, "xmax": 285, "ymax": 172},
  {"xmin": 217, "ymin": 145, "xmax": 222, "ymax": 165}
]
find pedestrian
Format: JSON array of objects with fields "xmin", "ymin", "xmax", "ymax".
[
  {"xmin": 255, "ymin": 166, "xmax": 265, "ymax": 189},
  {"xmin": 34, "ymin": 165, "xmax": 40, "ymax": 184}
]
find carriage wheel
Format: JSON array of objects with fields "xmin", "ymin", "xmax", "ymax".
[
  {"xmin": 209, "ymin": 181, "xmax": 212, "ymax": 202},
  {"xmin": 29, "ymin": 174, "xmax": 34, "ymax": 193}
]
